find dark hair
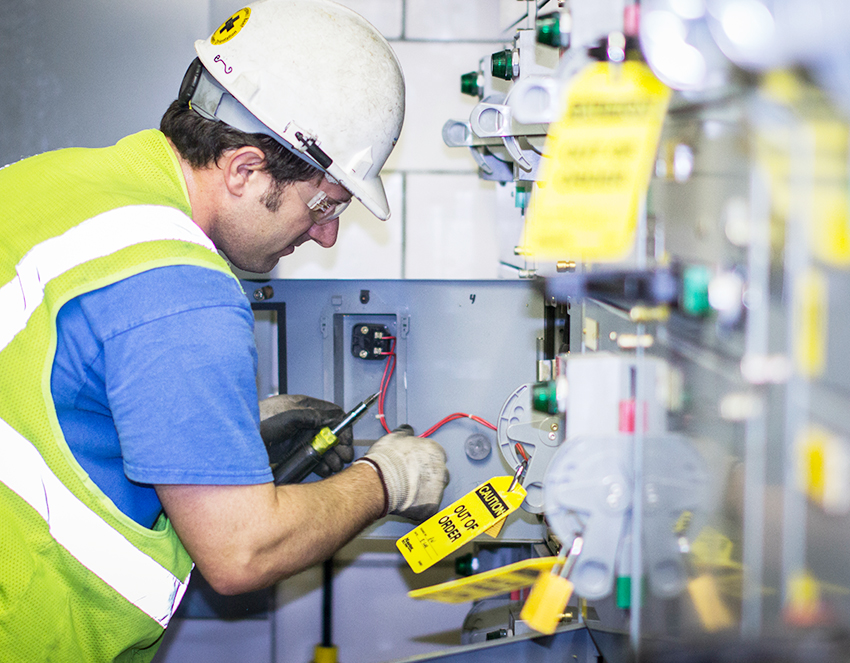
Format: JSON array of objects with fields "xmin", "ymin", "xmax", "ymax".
[{"xmin": 160, "ymin": 100, "xmax": 321, "ymax": 210}]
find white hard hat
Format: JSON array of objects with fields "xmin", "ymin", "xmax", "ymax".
[{"xmin": 191, "ymin": 0, "xmax": 405, "ymax": 220}]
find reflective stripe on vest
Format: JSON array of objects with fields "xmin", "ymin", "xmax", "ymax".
[
  {"xmin": 0, "ymin": 204, "xmax": 216, "ymax": 351},
  {"xmin": 0, "ymin": 204, "xmax": 216, "ymax": 626},
  {"xmin": 0, "ymin": 417, "xmax": 190, "ymax": 627}
]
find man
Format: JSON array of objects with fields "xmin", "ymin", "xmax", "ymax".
[{"xmin": 0, "ymin": 1, "xmax": 448, "ymax": 661}]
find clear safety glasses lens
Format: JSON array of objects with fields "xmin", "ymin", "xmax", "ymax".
[{"xmin": 305, "ymin": 190, "xmax": 351, "ymax": 225}]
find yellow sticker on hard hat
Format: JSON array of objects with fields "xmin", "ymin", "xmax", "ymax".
[
  {"xmin": 210, "ymin": 7, "xmax": 251, "ymax": 46},
  {"xmin": 396, "ymin": 476, "xmax": 526, "ymax": 574},
  {"xmin": 408, "ymin": 557, "xmax": 558, "ymax": 603},
  {"xmin": 524, "ymin": 61, "xmax": 670, "ymax": 261}
]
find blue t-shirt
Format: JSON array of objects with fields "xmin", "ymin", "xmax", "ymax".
[{"xmin": 51, "ymin": 265, "xmax": 273, "ymax": 529}]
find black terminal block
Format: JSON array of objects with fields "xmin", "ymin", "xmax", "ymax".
[
  {"xmin": 546, "ymin": 267, "xmax": 679, "ymax": 306},
  {"xmin": 351, "ymin": 324, "xmax": 393, "ymax": 360}
]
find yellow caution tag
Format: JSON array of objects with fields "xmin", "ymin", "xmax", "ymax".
[
  {"xmin": 525, "ymin": 61, "xmax": 670, "ymax": 261},
  {"xmin": 396, "ymin": 476, "xmax": 526, "ymax": 573},
  {"xmin": 483, "ymin": 518, "xmax": 507, "ymax": 538},
  {"xmin": 687, "ymin": 574, "xmax": 734, "ymax": 632},
  {"xmin": 520, "ymin": 571, "xmax": 575, "ymax": 635},
  {"xmin": 408, "ymin": 557, "xmax": 559, "ymax": 604}
]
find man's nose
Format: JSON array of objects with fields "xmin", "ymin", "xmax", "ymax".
[{"xmin": 308, "ymin": 219, "xmax": 339, "ymax": 248}]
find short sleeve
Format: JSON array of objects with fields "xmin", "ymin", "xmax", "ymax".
[{"xmin": 84, "ymin": 266, "xmax": 273, "ymax": 486}]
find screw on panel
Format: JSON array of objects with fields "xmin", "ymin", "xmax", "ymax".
[
  {"xmin": 606, "ymin": 482, "xmax": 624, "ymax": 508},
  {"xmin": 253, "ymin": 285, "xmax": 274, "ymax": 301},
  {"xmin": 464, "ymin": 434, "xmax": 492, "ymax": 461}
]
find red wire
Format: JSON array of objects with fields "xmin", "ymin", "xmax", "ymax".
[
  {"xmin": 375, "ymin": 338, "xmax": 496, "ymax": 436},
  {"xmin": 421, "ymin": 414, "xmax": 496, "ymax": 438},
  {"xmin": 377, "ymin": 338, "xmax": 397, "ymax": 434},
  {"xmin": 515, "ymin": 442, "xmax": 529, "ymax": 463}
]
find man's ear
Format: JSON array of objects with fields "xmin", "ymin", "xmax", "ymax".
[{"xmin": 221, "ymin": 146, "xmax": 267, "ymax": 197}]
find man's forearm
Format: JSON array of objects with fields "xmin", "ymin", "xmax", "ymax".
[{"xmin": 156, "ymin": 462, "xmax": 385, "ymax": 595}]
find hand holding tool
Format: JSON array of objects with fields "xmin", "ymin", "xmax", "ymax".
[{"xmin": 271, "ymin": 392, "xmax": 380, "ymax": 485}]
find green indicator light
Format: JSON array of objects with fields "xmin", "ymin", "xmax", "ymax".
[
  {"xmin": 536, "ymin": 12, "xmax": 570, "ymax": 48},
  {"xmin": 491, "ymin": 49, "xmax": 513, "ymax": 80},
  {"xmin": 455, "ymin": 553, "xmax": 478, "ymax": 577},
  {"xmin": 531, "ymin": 381, "xmax": 559, "ymax": 415},
  {"xmin": 537, "ymin": 14, "xmax": 559, "ymax": 47},
  {"xmin": 616, "ymin": 575, "xmax": 647, "ymax": 608},
  {"xmin": 515, "ymin": 187, "xmax": 531, "ymax": 210},
  {"xmin": 682, "ymin": 265, "xmax": 712, "ymax": 316},
  {"xmin": 460, "ymin": 71, "xmax": 481, "ymax": 97},
  {"xmin": 616, "ymin": 576, "xmax": 631, "ymax": 609}
]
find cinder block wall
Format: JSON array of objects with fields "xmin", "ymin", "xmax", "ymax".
[{"xmin": 227, "ymin": 0, "xmax": 528, "ymax": 280}]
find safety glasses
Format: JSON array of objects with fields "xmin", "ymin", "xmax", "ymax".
[{"xmin": 297, "ymin": 177, "xmax": 351, "ymax": 225}]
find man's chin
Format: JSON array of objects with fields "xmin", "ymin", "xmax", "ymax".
[
  {"xmin": 226, "ymin": 256, "xmax": 280, "ymax": 275},
  {"xmin": 223, "ymin": 246, "xmax": 294, "ymax": 274}
]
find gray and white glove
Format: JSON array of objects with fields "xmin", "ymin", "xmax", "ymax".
[
  {"xmin": 259, "ymin": 394, "xmax": 354, "ymax": 479},
  {"xmin": 355, "ymin": 428, "xmax": 449, "ymax": 523}
]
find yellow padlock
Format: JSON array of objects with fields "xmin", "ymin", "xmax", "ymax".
[
  {"xmin": 520, "ymin": 537, "xmax": 583, "ymax": 635},
  {"xmin": 521, "ymin": 571, "xmax": 575, "ymax": 635}
]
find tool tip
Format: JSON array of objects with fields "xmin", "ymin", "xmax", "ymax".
[{"xmin": 366, "ymin": 391, "xmax": 381, "ymax": 405}]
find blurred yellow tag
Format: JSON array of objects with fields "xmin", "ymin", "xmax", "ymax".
[
  {"xmin": 520, "ymin": 571, "xmax": 575, "ymax": 635},
  {"xmin": 525, "ymin": 61, "xmax": 670, "ymax": 261},
  {"xmin": 798, "ymin": 426, "xmax": 830, "ymax": 504},
  {"xmin": 396, "ymin": 476, "xmax": 526, "ymax": 574},
  {"xmin": 690, "ymin": 527, "xmax": 740, "ymax": 570},
  {"xmin": 793, "ymin": 268, "xmax": 828, "ymax": 378},
  {"xmin": 797, "ymin": 426, "xmax": 850, "ymax": 514},
  {"xmin": 809, "ymin": 120, "xmax": 850, "ymax": 266},
  {"xmin": 688, "ymin": 574, "xmax": 735, "ymax": 632},
  {"xmin": 785, "ymin": 570, "xmax": 823, "ymax": 626},
  {"xmin": 408, "ymin": 557, "xmax": 558, "ymax": 603},
  {"xmin": 757, "ymin": 71, "xmax": 850, "ymax": 268}
]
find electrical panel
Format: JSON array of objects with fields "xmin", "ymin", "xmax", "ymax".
[{"xmin": 247, "ymin": 279, "xmax": 549, "ymax": 542}]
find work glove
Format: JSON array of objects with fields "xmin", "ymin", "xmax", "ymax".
[
  {"xmin": 355, "ymin": 427, "xmax": 449, "ymax": 523},
  {"xmin": 259, "ymin": 394, "xmax": 354, "ymax": 479}
]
